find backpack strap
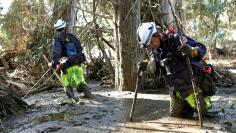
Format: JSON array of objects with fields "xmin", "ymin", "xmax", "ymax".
[
  {"xmin": 66, "ymin": 33, "xmax": 83, "ymax": 54},
  {"xmin": 58, "ymin": 33, "xmax": 86, "ymax": 65}
]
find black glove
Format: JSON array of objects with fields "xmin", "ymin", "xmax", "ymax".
[
  {"xmin": 138, "ymin": 60, "xmax": 148, "ymax": 72},
  {"xmin": 180, "ymin": 44, "xmax": 195, "ymax": 57}
]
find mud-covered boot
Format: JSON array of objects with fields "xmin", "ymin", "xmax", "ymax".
[
  {"xmin": 76, "ymin": 84, "xmax": 92, "ymax": 98},
  {"xmin": 81, "ymin": 84, "xmax": 92, "ymax": 98},
  {"xmin": 65, "ymin": 86, "xmax": 74, "ymax": 98},
  {"xmin": 65, "ymin": 86, "xmax": 79, "ymax": 103},
  {"xmin": 204, "ymin": 108, "xmax": 224, "ymax": 117}
]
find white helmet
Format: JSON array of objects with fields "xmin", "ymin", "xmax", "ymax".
[
  {"xmin": 137, "ymin": 22, "xmax": 158, "ymax": 47},
  {"xmin": 54, "ymin": 19, "xmax": 66, "ymax": 30}
]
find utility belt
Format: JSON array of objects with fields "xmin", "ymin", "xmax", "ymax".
[
  {"xmin": 172, "ymin": 78, "xmax": 193, "ymax": 97},
  {"xmin": 67, "ymin": 53, "xmax": 86, "ymax": 66},
  {"xmin": 58, "ymin": 53, "xmax": 86, "ymax": 74}
]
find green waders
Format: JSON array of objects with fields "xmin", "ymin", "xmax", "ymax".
[
  {"xmin": 61, "ymin": 65, "xmax": 92, "ymax": 99},
  {"xmin": 170, "ymin": 87, "xmax": 212, "ymax": 118}
]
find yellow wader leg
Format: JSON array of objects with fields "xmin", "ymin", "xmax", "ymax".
[
  {"xmin": 185, "ymin": 89, "xmax": 212, "ymax": 112},
  {"xmin": 204, "ymin": 96, "xmax": 212, "ymax": 110},
  {"xmin": 61, "ymin": 68, "xmax": 71, "ymax": 92},
  {"xmin": 70, "ymin": 65, "xmax": 86, "ymax": 88}
]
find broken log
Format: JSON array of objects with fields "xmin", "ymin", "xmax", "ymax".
[
  {"xmin": 0, "ymin": 83, "xmax": 29, "ymax": 118},
  {"xmin": 6, "ymin": 80, "xmax": 29, "ymax": 94}
]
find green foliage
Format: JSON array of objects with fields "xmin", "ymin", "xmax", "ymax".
[
  {"xmin": 1, "ymin": 0, "xmax": 21, "ymax": 38},
  {"xmin": 184, "ymin": 0, "xmax": 235, "ymax": 46},
  {"xmin": 0, "ymin": 31, "xmax": 7, "ymax": 41},
  {"xmin": 0, "ymin": 0, "xmax": 54, "ymax": 63}
]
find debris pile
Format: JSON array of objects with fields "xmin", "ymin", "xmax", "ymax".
[
  {"xmin": 86, "ymin": 57, "xmax": 114, "ymax": 87},
  {"xmin": 2, "ymin": 51, "xmax": 61, "ymax": 94},
  {"xmin": 0, "ymin": 51, "xmax": 29, "ymax": 117},
  {"xmin": 0, "ymin": 83, "xmax": 29, "ymax": 117},
  {"xmin": 0, "ymin": 51, "xmax": 56, "ymax": 117}
]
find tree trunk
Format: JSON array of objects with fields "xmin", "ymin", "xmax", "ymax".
[
  {"xmin": 175, "ymin": 0, "xmax": 182, "ymax": 22},
  {"xmin": 70, "ymin": 0, "xmax": 78, "ymax": 33},
  {"xmin": 53, "ymin": 0, "xmax": 78, "ymax": 33},
  {"xmin": 53, "ymin": 0, "xmax": 72, "ymax": 24},
  {"xmin": 210, "ymin": 13, "xmax": 219, "ymax": 56},
  {"xmin": 114, "ymin": 0, "xmax": 142, "ymax": 91},
  {"xmin": 161, "ymin": 0, "xmax": 183, "ymax": 29},
  {"xmin": 160, "ymin": 0, "xmax": 170, "ymax": 26}
]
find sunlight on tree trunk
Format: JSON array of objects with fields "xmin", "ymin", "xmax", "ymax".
[{"xmin": 114, "ymin": 0, "xmax": 142, "ymax": 91}]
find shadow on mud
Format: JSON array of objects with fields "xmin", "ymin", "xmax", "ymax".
[{"xmin": 122, "ymin": 98, "xmax": 169, "ymax": 122}]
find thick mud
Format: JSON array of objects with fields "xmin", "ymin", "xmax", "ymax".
[{"xmin": 1, "ymin": 81, "xmax": 236, "ymax": 133}]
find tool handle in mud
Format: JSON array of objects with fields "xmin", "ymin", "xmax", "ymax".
[
  {"xmin": 185, "ymin": 57, "xmax": 203, "ymax": 127},
  {"xmin": 178, "ymin": 34, "xmax": 203, "ymax": 127},
  {"xmin": 43, "ymin": 55, "xmax": 65, "ymax": 88},
  {"xmin": 129, "ymin": 67, "xmax": 142, "ymax": 122}
]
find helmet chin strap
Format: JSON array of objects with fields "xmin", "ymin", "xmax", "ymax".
[{"xmin": 141, "ymin": 44, "xmax": 148, "ymax": 48}]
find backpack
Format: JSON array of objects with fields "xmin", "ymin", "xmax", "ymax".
[
  {"xmin": 192, "ymin": 62, "xmax": 217, "ymax": 96},
  {"xmin": 58, "ymin": 33, "xmax": 86, "ymax": 66},
  {"xmin": 65, "ymin": 39, "xmax": 78, "ymax": 58}
]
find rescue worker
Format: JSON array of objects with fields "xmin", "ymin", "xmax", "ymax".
[
  {"xmin": 137, "ymin": 22, "xmax": 216, "ymax": 118},
  {"xmin": 50, "ymin": 19, "xmax": 92, "ymax": 102}
]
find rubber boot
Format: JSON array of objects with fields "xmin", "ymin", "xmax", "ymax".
[
  {"xmin": 65, "ymin": 86, "xmax": 74, "ymax": 98},
  {"xmin": 78, "ymin": 84, "xmax": 92, "ymax": 98},
  {"xmin": 65, "ymin": 86, "xmax": 79, "ymax": 102},
  {"xmin": 76, "ymin": 85, "xmax": 84, "ymax": 93},
  {"xmin": 82, "ymin": 85, "xmax": 92, "ymax": 98}
]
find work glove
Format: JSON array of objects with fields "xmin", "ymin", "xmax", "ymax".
[
  {"xmin": 56, "ymin": 57, "xmax": 69, "ymax": 71},
  {"xmin": 56, "ymin": 63, "xmax": 63, "ymax": 71},
  {"xmin": 179, "ymin": 44, "xmax": 198, "ymax": 57}
]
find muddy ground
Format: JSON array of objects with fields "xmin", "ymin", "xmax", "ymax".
[{"xmin": 1, "ymin": 80, "xmax": 236, "ymax": 133}]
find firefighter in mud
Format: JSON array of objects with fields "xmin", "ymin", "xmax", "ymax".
[
  {"xmin": 137, "ymin": 22, "xmax": 217, "ymax": 118},
  {"xmin": 49, "ymin": 19, "xmax": 92, "ymax": 102}
]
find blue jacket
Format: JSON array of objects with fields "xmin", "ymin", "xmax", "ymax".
[
  {"xmin": 51, "ymin": 32, "xmax": 83, "ymax": 68},
  {"xmin": 153, "ymin": 34, "xmax": 206, "ymax": 98}
]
